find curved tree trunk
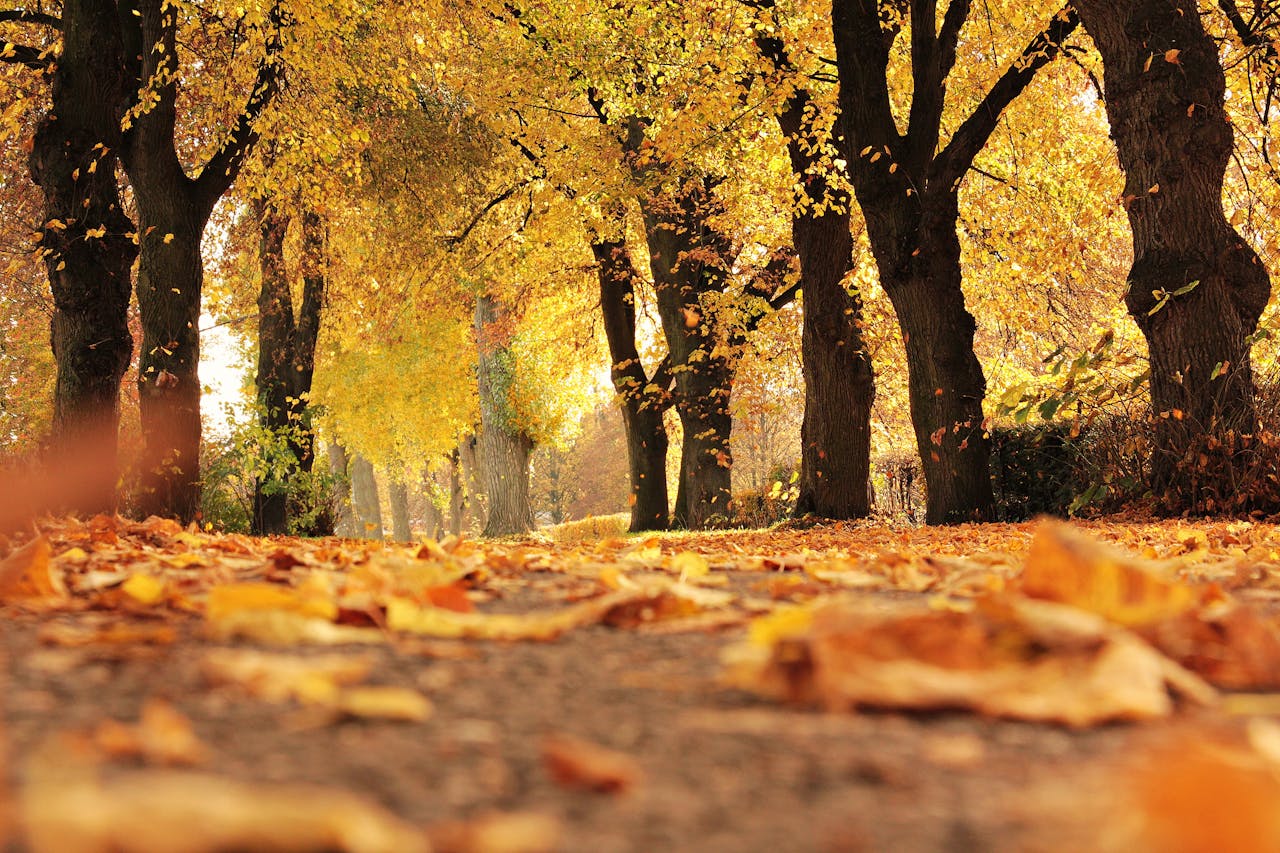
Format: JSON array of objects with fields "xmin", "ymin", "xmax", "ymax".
[
  {"xmin": 251, "ymin": 199, "xmax": 291, "ymax": 535},
  {"xmin": 636, "ymin": 174, "xmax": 736, "ymax": 530},
  {"xmin": 475, "ymin": 296, "xmax": 534, "ymax": 537},
  {"xmin": 251, "ymin": 201, "xmax": 327, "ymax": 535},
  {"xmin": 590, "ymin": 236, "xmax": 670, "ymax": 531},
  {"xmin": 1074, "ymin": 0, "xmax": 1271, "ymax": 512},
  {"xmin": 28, "ymin": 0, "xmax": 136, "ymax": 514}
]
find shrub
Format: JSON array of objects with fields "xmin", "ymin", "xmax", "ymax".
[{"xmin": 988, "ymin": 424, "xmax": 1089, "ymax": 521}]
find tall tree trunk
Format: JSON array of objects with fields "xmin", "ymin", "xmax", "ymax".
[
  {"xmin": 475, "ymin": 296, "xmax": 534, "ymax": 537},
  {"xmin": 121, "ymin": 0, "xmax": 281, "ymax": 521},
  {"xmin": 635, "ymin": 170, "xmax": 736, "ymax": 529},
  {"xmin": 251, "ymin": 200, "xmax": 327, "ymax": 535},
  {"xmin": 327, "ymin": 441, "xmax": 358, "ymax": 537},
  {"xmin": 389, "ymin": 480, "xmax": 412, "ymax": 542},
  {"xmin": 251, "ymin": 199, "xmax": 291, "ymax": 535},
  {"xmin": 590, "ymin": 236, "xmax": 671, "ymax": 532},
  {"xmin": 349, "ymin": 453, "xmax": 383, "ymax": 539},
  {"xmin": 22, "ymin": 0, "xmax": 136, "ymax": 515},
  {"xmin": 448, "ymin": 448, "xmax": 465, "ymax": 537},
  {"xmin": 459, "ymin": 435, "xmax": 483, "ymax": 534},
  {"xmin": 1074, "ymin": 0, "xmax": 1271, "ymax": 511},
  {"xmin": 773, "ymin": 84, "xmax": 875, "ymax": 520},
  {"xmin": 831, "ymin": 1, "xmax": 1078, "ymax": 523}
]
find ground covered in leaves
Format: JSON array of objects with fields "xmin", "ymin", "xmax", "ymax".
[{"xmin": 5, "ymin": 516, "xmax": 1280, "ymax": 851}]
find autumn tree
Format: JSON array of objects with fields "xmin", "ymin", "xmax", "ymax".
[
  {"xmin": 1072, "ymin": 0, "xmax": 1272, "ymax": 511},
  {"xmin": 1, "ymin": 3, "xmax": 137, "ymax": 512},
  {"xmin": 830, "ymin": 1, "xmax": 1079, "ymax": 523},
  {"xmin": 122, "ymin": 0, "xmax": 285, "ymax": 522},
  {"xmin": 752, "ymin": 3, "xmax": 876, "ymax": 520}
]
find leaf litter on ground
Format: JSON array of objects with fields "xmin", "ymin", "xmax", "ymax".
[{"xmin": 9, "ymin": 514, "xmax": 1280, "ymax": 847}]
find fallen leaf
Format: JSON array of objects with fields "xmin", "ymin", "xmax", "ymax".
[
  {"xmin": 0, "ymin": 538, "xmax": 65, "ymax": 601},
  {"xmin": 92, "ymin": 699, "xmax": 209, "ymax": 766},
  {"xmin": 541, "ymin": 733, "xmax": 643, "ymax": 793},
  {"xmin": 725, "ymin": 595, "xmax": 1215, "ymax": 726},
  {"xmin": 1020, "ymin": 520, "xmax": 1198, "ymax": 626},
  {"xmin": 335, "ymin": 686, "xmax": 433, "ymax": 722},
  {"xmin": 22, "ymin": 743, "xmax": 429, "ymax": 853},
  {"xmin": 429, "ymin": 811, "xmax": 561, "ymax": 853}
]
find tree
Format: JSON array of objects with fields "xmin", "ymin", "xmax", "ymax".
[
  {"xmin": 830, "ymin": 1, "xmax": 1079, "ymax": 523},
  {"xmin": 122, "ymin": 0, "xmax": 284, "ymax": 521},
  {"xmin": 1073, "ymin": 0, "xmax": 1272, "ymax": 512},
  {"xmin": 2, "ymin": 3, "xmax": 137, "ymax": 513},
  {"xmin": 250, "ymin": 196, "xmax": 326, "ymax": 535},
  {"xmin": 754, "ymin": 8, "xmax": 876, "ymax": 520},
  {"xmin": 590, "ymin": 230, "xmax": 674, "ymax": 531}
]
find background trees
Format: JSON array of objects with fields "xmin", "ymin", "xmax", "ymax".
[{"xmin": 3, "ymin": 0, "xmax": 1279, "ymax": 532}]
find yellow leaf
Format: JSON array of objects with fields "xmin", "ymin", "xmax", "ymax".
[
  {"xmin": 122, "ymin": 573, "xmax": 167, "ymax": 606},
  {"xmin": 671, "ymin": 551, "xmax": 709, "ymax": 581}
]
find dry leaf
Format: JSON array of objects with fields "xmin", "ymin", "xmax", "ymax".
[
  {"xmin": 429, "ymin": 811, "xmax": 561, "ymax": 853},
  {"xmin": 205, "ymin": 609, "xmax": 383, "ymax": 645},
  {"xmin": 22, "ymin": 749, "xmax": 429, "ymax": 853},
  {"xmin": 1020, "ymin": 520, "xmax": 1198, "ymax": 626},
  {"xmin": 541, "ymin": 733, "xmax": 643, "ymax": 793},
  {"xmin": 92, "ymin": 700, "xmax": 208, "ymax": 766},
  {"xmin": 335, "ymin": 686, "xmax": 433, "ymax": 722},
  {"xmin": 725, "ymin": 595, "xmax": 1215, "ymax": 726},
  {"xmin": 0, "ymin": 537, "xmax": 65, "ymax": 601}
]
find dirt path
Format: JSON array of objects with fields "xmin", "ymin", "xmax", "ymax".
[{"xmin": 2, "ymin": 517, "xmax": 1278, "ymax": 852}]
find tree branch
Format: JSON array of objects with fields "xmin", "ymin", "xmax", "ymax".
[
  {"xmin": 443, "ymin": 180, "xmax": 530, "ymax": 248},
  {"xmin": 195, "ymin": 0, "xmax": 286, "ymax": 210},
  {"xmin": 933, "ymin": 4, "xmax": 1078, "ymax": 193},
  {"xmin": 0, "ymin": 9, "xmax": 59, "ymax": 27},
  {"xmin": 0, "ymin": 39, "xmax": 48, "ymax": 69}
]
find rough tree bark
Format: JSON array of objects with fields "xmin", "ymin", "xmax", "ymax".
[
  {"xmin": 475, "ymin": 296, "xmax": 535, "ymax": 537},
  {"xmin": 590, "ymin": 234, "xmax": 672, "ymax": 532},
  {"xmin": 251, "ymin": 200, "xmax": 326, "ymax": 535},
  {"xmin": 121, "ymin": 0, "xmax": 282, "ymax": 521},
  {"xmin": 1074, "ymin": 0, "xmax": 1272, "ymax": 511},
  {"xmin": 831, "ymin": 1, "xmax": 1078, "ymax": 523},
  {"xmin": 757, "ymin": 22, "xmax": 876, "ymax": 519},
  {"xmin": 7, "ymin": 3, "xmax": 137, "ymax": 513}
]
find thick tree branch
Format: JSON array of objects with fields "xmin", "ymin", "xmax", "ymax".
[
  {"xmin": 933, "ymin": 4, "xmax": 1078, "ymax": 193},
  {"xmin": 832, "ymin": 0, "xmax": 906, "ymax": 161},
  {"xmin": 0, "ymin": 9, "xmax": 58, "ymax": 27},
  {"xmin": 0, "ymin": 39, "xmax": 47, "ymax": 68},
  {"xmin": 195, "ymin": 0, "xmax": 285, "ymax": 210}
]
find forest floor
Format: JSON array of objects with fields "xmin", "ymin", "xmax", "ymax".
[{"xmin": 3, "ymin": 515, "xmax": 1280, "ymax": 852}]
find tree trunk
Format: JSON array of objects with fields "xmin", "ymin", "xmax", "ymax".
[
  {"xmin": 349, "ymin": 453, "xmax": 383, "ymax": 539},
  {"xmin": 327, "ymin": 441, "xmax": 359, "ymax": 537},
  {"xmin": 590, "ymin": 236, "xmax": 670, "ymax": 531},
  {"xmin": 459, "ymin": 435, "xmax": 483, "ymax": 534},
  {"xmin": 830, "ymin": 2, "xmax": 1078, "ymax": 523},
  {"xmin": 133, "ymin": 215, "xmax": 205, "ymax": 522},
  {"xmin": 448, "ymin": 448, "xmax": 465, "ymax": 537},
  {"xmin": 121, "ymin": 0, "xmax": 281, "ymax": 521},
  {"xmin": 775, "ymin": 96, "xmax": 875, "ymax": 520},
  {"xmin": 251, "ymin": 199, "xmax": 291, "ymax": 535},
  {"xmin": 251, "ymin": 200, "xmax": 327, "ymax": 536},
  {"xmin": 635, "ymin": 173, "xmax": 736, "ymax": 529},
  {"xmin": 389, "ymin": 480, "xmax": 412, "ymax": 542},
  {"xmin": 475, "ymin": 296, "xmax": 534, "ymax": 537},
  {"xmin": 1074, "ymin": 0, "xmax": 1272, "ymax": 511},
  {"xmin": 869, "ymin": 191, "xmax": 993, "ymax": 524},
  {"xmin": 28, "ymin": 0, "xmax": 136, "ymax": 514}
]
